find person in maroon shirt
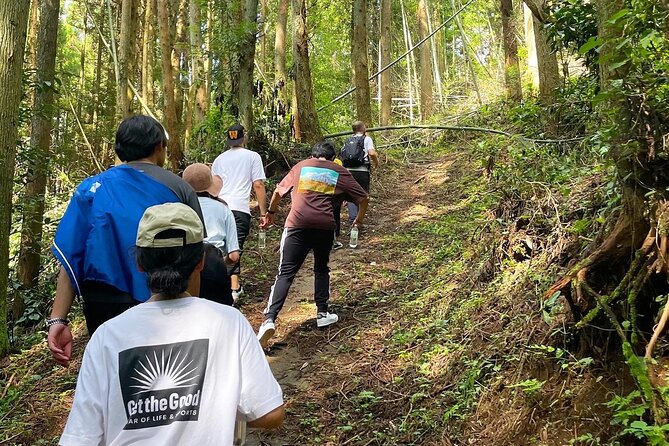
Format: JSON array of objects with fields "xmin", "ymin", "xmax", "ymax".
[{"xmin": 257, "ymin": 141, "xmax": 369, "ymax": 348}]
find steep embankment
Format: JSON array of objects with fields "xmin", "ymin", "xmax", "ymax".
[
  {"xmin": 241, "ymin": 138, "xmax": 622, "ymax": 445},
  {"xmin": 1, "ymin": 137, "xmax": 623, "ymax": 445}
]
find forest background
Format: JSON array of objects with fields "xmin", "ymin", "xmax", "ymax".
[{"xmin": 1, "ymin": 0, "xmax": 669, "ymax": 444}]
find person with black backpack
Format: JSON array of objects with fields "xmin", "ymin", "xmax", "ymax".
[{"xmin": 340, "ymin": 121, "xmax": 378, "ymax": 227}]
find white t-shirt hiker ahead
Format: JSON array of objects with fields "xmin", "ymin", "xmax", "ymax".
[
  {"xmin": 60, "ymin": 298, "xmax": 283, "ymax": 446},
  {"xmin": 211, "ymin": 148, "xmax": 266, "ymax": 215}
]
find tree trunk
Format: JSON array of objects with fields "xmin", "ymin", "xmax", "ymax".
[
  {"xmin": 228, "ymin": 0, "xmax": 242, "ymax": 117},
  {"xmin": 141, "ymin": 0, "xmax": 154, "ymax": 110},
  {"xmin": 117, "ymin": 0, "xmax": 135, "ymax": 119},
  {"xmin": 258, "ymin": 0, "xmax": 267, "ymax": 74},
  {"xmin": 500, "ymin": 0, "xmax": 522, "ymax": 101},
  {"xmin": 379, "ymin": 0, "xmax": 391, "ymax": 126},
  {"xmin": 92, "ymin": 5, "xmax": 104, "ymax": 147},
  {"xmin": 451, "ymin": 0, "xmax": 482, "ymax": 105},
  {"xmin": 0, "ymin": 0, "xmax": 31, "ymax": 356},
  {"xmin": 25, "ymin": 0, "xmax": 39, "ymax": 84},
  {"xmin": 173, "ymin": 0, "xmax": 188, "ymax": 130},
  {"xmin": 424, "ymin": 1, "xmax": 443, "ymax": 105},
  {"xmin": 157, "ymin": 0, "xmax": 184, "ymax": 170},
  {"xmin": 204, "ymin": 0, "xmax": 212, "ymax": 111},
  {"xmin": 14, "ymin": 0, "xmax": 60, "ymax": 321},
  {"xmin": 417, "ymin": 0, "xmax": 434, "ymax": 120},
  {"xmin": 526, "ymin": 0, "xmax": 559, "ymax": 105},
  {"xmin": 77, "ymin": 15, "xmax": 86, "ymax": 118},
  {"xmin": 238, "ymin": 0, "xmax": 259, "ymax": 134},
  {"xmin": 189, "ymin": 0, "xmax": 207, "ymax": 125},
  {"xmin": 291, "ymin": 0, "xmax": 322, "ymax": 143},
  {"xmin": 400, "ymin": 0, "xmax": 415, "ymax": 123},
  {"xmin": 274, "ymin": 0, "xmax": 289, "ymax": 116},
  {"xmin": 352, "ymin": 0, "xmax": 372, "ymax": 125}
]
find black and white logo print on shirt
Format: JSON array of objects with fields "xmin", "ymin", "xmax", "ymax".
[{"xmin": 118, "ymin": 339, "xmax": 209, "ymax": 430}]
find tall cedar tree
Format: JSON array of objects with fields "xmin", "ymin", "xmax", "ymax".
[
  {"xmin": 117, "ymin": 0, "xmax": 135, "ymax": 118},
  {"xmin": 352, "ymin": 0, "xmax": 372, "ymax": 125},
  {"xmin": 157, "ymin": 0, "xmax": 184, "ymax": 170},
  {"xmin": 417, "ymin": 0, "xmax": 434, "ymax": 119},
  {"xmin": 379, "ymin": 0, "xmax": 392, "ymax": 126},
  {"xmin": 0, "ymin": 0, "xmax": 31, "ymax": 355},
  {"xmin": 524, "ymin": 0, "xmax": 559, "ymax": 105},
  {"xmin": 189, "ymin": 0, "xmax": 207, "ymax": 124},
  {"xmin": 500, "ymin": 0, "xmax": 522, "ymax": 101},
  {"xmin": 291, "ymin": 0, "xmax": 322, "ymax": 143},
  {"xmin": 15, "ymin": 0, "xmax": 61, "ymax": 319},
  {"xmin": 274, "ymin": 0, "xmax": 289, "ymax": 116},
  {"xmin": 239, "ymin": 0, "xmax": 259, "ymax": 135}
]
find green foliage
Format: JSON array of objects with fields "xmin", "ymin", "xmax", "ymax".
[
  {"xmin": 507, "ymin": 378, "xmax": 544, "ymax": 402},
  {"xmin": 605, "ymin": 390, "xmax": 669, "ymax": 446},
  {"xmin": 546, "ymin": 0, "xmax": 599, "ymax": 69}
]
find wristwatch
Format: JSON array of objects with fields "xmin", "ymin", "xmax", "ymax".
[
  {"xmin": 267, "ymin": 210, "xmax": 276, "ymax": 214},
  {"xmin": 46, "ymin": 317, "xmax": 70, "ymax": 329}
]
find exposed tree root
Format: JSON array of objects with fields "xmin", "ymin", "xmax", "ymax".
[{"xmin": 543, "ymin": 210, "xmax": 649, "ymax": 309}]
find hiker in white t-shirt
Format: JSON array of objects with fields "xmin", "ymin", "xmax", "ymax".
[
  {"xmin": 341, "ymin": 121, "xmax": 379, "ymax": 226},
  {"xmin": 59, "ymin": 203, "xmax": 284, "ymax": 446},
  {"xmin": 211, "ymin": 124, "xmax": 267, "ymax": 302}
]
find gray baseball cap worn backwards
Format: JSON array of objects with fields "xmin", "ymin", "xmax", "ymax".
[{"xmin": 136, "ymin": 203, "xmax": 204, "ymax": 248}]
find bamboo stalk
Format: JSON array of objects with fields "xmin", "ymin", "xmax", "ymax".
[
  {"xmin": 323, "ymin": 124, "xmax": 588, "ymax": 144},
  {"xmin": 320, "ymin": 0, "xmax": 475, "ymax": 110}
]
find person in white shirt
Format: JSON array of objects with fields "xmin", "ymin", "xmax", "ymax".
[
  {"xmin": 59, "ymin": 203, "xmax": 284, "ymax": 446},
  {"xmin": 183, "ymin": 163, "xmax": 240, "ymax": 306},
  {"xmin": 342, "ymin": 121, "xmax": 379, "ymax": 226},
  {"xmin": 211, "ymin": 124, "xmax": 267, "ymax": 302}
]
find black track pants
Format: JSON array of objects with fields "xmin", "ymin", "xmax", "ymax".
[{"xmin": 264, "ymin": 227, "xmax": 334, "ymax": 321}]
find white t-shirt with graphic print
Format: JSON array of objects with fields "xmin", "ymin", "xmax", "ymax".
[{"xmin": 60, "ymin": 297, "xmax": 283, "ymax": 446}]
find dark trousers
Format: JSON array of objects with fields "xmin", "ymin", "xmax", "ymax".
[
  {"xmin": 81, "ymin": 282, "xmax": 139, "ymax": 335},
  {"xmin": 264, "ymin": 228, "xmax": 334, "ymax": 321},
  {"xmin": 347, "ymin": 170, "xmax": 371, "ymax": 223},
  {"xmin": 334, "ymin": 203, "xmax": 342, "ymax": 237},
  {"xmin": 229, "ymin": 210, "xmax": 251, "ymax": 276},
  {"xmin": 201, "ymin": 244, "xmax": 233, "ymax": 306}
]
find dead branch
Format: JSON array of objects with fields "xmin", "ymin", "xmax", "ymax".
[
  {"xmin": 646, "ymin": 301, "xmax": 669, "ymax": 359},
  {"xmin": 323, "ymin": 124, "xmax": 587, "ymax": 145}
]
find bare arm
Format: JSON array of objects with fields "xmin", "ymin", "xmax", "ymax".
[
  {"xmin": 368, "ymin": 149, "xmax": 379, "ymax": 169},
  {"xmin": 247, "ymin": 404, "xmax": 285, "ymax": 429},
  {"xmin": 261, "ymin": 188, "xmax": 282, "ymax": 229},
  {"xmin": 48, "ymin": 266, "xmax": 75, "ymax": 366},
  {"xmin": 253, "ymin": 180, "xmax": 267, "ymax": 216},
  {"xmin": 226, "ymin": 251, "xmax": 240, "ymax": 264}
]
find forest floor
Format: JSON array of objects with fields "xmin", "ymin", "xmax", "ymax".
[{"xmin": 0, "ymin": 138, "xmax": 632, "ymax": 445}]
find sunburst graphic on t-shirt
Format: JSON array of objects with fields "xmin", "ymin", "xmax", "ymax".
[{"xmin": 129, "ymin": 348, "xmax": 200, "ymax": 395}]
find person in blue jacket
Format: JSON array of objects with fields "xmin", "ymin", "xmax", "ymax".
[{"xmin": 46, "ymin": 115, "xmax": 205, "ymax": 367}]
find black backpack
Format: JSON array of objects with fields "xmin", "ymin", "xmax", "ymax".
[{"xmin": 341, "ymin": 136, "xmax": 366, "ymax": 168}]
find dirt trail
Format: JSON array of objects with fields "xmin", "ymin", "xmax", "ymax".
[{"xmin": 243, "ymin": 157, "xmax": 453, "ymax": 445}]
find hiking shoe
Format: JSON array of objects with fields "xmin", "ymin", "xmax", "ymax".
[
  {"xmin": 317, "ymin": 312, "xmax": 339, "ymax": 328},
  {"xmin": 232, "ymin": 286, "xmax": 244, "ymax": 303},
  {"xmin": 257, "ymin": 320, "xmax": 276, "ymax": 348},
  {"xmin": 332, "ymin": 240, "xmax": 344, "ymax": 251}
]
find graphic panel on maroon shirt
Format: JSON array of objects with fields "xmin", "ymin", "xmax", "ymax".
[{"xmin": 278, "ymin": 159, "xmax": 368, "ymax": 230}]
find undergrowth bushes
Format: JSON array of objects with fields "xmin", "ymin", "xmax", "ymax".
[{"xmin": 360, "ymin": 106, "xmax": 663, "ymax": 444}]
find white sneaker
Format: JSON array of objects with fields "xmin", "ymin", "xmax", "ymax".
[
  {"xmin": 232, "ymin": 286, "xmax": 244, "ymax": 303},
  {"xmin": 257, "ymin": 320, "xmax": 275, "ymax": 348},
  {"xmin": 316, "ymin": 312, "xmax": 339, "ymax": 328}
]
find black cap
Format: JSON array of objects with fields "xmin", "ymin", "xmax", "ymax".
[{"xmin": 227, "ymin": 124, "xmax": 245, "ymax": 146}]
